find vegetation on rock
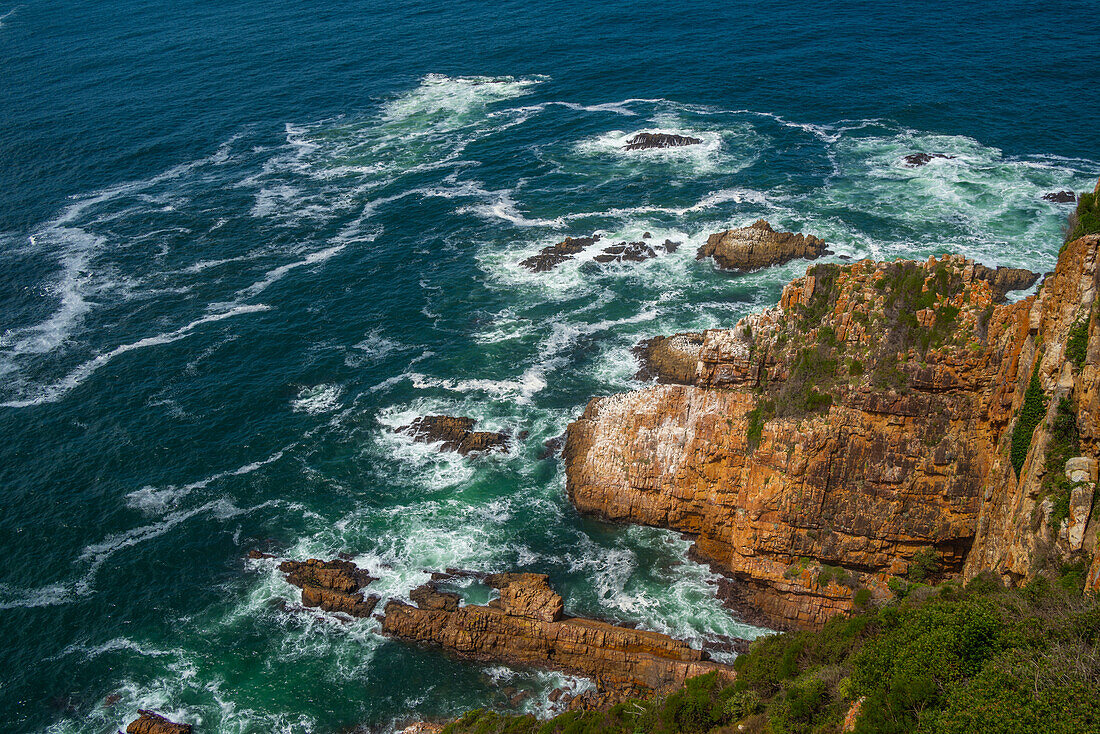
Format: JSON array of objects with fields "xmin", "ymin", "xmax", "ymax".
[
  {"xmin": 1010, "ymin": 363, "xmax": 1047, "ymax": 478},
  {"xmin": 1066, "ymin": 190, "xmax": 1100, "ymax": 243},
  {"xmin": 442, "ymin": 571, "xmax": 1099, "ymax": 734}
]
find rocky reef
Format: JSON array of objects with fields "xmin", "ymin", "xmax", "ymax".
[
  {"xmin": 520, "ymin": 235, "xmax": 601, "ymax": 272},
  {"xmin": 397, "ymin": 415, "xmax": 508, "ymax": 455},
  {"xmin": 903, "ymin": 152, "xmax": 955, "ymax": 166},
  {"xmin": 566, "ymin": 232, "xmax": 1100, "ymax": 629},
  {"xmin": 278, "ymin": 558, "xmax": 379, "ymax": 617},
  {"xmin": 381, "ymin": 572, "xmax": 730, "ymax": 707},
  {"xmin": 696, "ymin": 220, "xmax": 829, "ymax": 272},
  {"xmin": 124, "ymin": 711, "xmax": 191, "ymax": 734},
  {"xmin": 623, "ymin": 133, "xmax": 702, "ymax": 150}
]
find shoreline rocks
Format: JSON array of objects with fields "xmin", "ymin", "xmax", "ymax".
[
  {"xmin": 124, "ymin": 711, "xmax": 191, "ymax": 734},
  {"xmin": 633, "ymin": 332, "xmax": 705, "ymax": 384},
  {"xmin": 397, "ymin": 415, "xmax": 508, "ymax": 455},
  {"xmin": 696, "ymin": 219, "xmax": 828, "ymax": 272},
  {"xmin": 1043, "ymin": 191, "xmax": 1076, "ymax": 203},
  {"xmin": 623, "ymin": 133, "xmax": 702, "ymax": 150},
  {"xmin": 279, "ymin": 558, "xmax": 379, "ymax": 617},
  {"xmin": 520, "ymin": 235, "xmax": 600, "ymax": 272},
  {"xmin": 381, "ymin": 572, "xmax": 732, "ymax": 707}
]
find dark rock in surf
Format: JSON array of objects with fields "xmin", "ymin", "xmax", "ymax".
[
  {"xmin": 539, "ymin": 434, "xmax": 566, "ymax": 460},
  {"xmin": 520, "ymin": 235, "xmax": 600, "ymax": 272},
  {"xmin": 278, "ymin": 558, "xmax": 379, "ymax": 617},
  {"xmin": 623, "ymin": 132, "xmax": 703, "ymax": 150},
  {"xmin": 398, "ymin": 415, "xmax": 508, "ymax": 455},
  {"xmin": 1043, "ymin": 191, "xmax": 1076, "ymax": 203},
  {"xmin": 903, "ymin": 152, "xmax": 956, "ymax": 166},
  {"xmin": 125, "ymin": 710, "xmax": 192, "ymax": 734},
  {"xmin": 594, "ymin": 239, "xmax": 679, "ymax": 264}
]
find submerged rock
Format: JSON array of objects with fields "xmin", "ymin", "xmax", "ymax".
[
  {"xmin": 279, "ymin": 558, "xmax": 379, "ymax": 617},
  {"xmin": 697, "ymin": 219, "xmax": 828, "ymax": 272},
  {"xmin": 593, "ymin": 239, "xmax": 679, "ymax": 264},
  {"xmin": 125, "ymin": 711, "xmax": 191, "ymax": 734},
  {"xmin": 1043, "ymin": 190, "xmax": 1076, "ymax": 203},
  {"xmin": 397, "ymin": 415, "xmax": 508, "ymax": 455},
  {"xmin": 623, "ymin": 132, "xmax": 702, "ymax": 150},
  {"xmin": 381, "ymin": 571, "xmax": 730, "ymax": 707},
  {"xmin": 903, "ymin": 152, "xmax": 956, "ymax": 166},
  {"xmin": 520, "ymin": 235, "xmax": 600, "ymax": 272}
]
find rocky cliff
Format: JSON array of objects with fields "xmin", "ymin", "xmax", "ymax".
[{"xmin": 566, "ymin": 229, "xmax": 1100, "ymax": 629}]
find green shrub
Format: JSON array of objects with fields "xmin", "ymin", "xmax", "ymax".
[
  {"xmin": 1010, "ymin": 362, "xmax": 1047, "ymax": 477},
  {"xmin": 1066, "ymin": 190, "xmax": 1100, "ymax": 243},
  {"xmin": 1066, "ymin": 317, "xmax": 1090, "ymax": 368},
  {"xmin": 853, "ymin": 588, "xmax": 872, "ymax": 609},
  {"xmin": 848, "ymin": 358, "xmax": 864, "ymax": 376},
  {"xmin": 745, "ymin": 399, "xmax": 775, "ymax": 452},
  {"xmin": 908, "ymin": 547, "xmax": 941, "ymax": 583}
]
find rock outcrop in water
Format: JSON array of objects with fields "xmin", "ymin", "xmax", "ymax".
[
  {"xmin": 125, "ymin": 711, "xmax": 191, "ymax": 734},
  {"xmin": 279, "ymin": 558, "xmax": 379, "ymax": 617},
  {"xmin": 696, "ymin": 220, "xmax": 829, "ymax": 272},
  {"xmin": 594, "ymin": 239, "xmax": 679, "ymax": 264},
  {"xmin": 903, "ymin": 152, "xmax": 956, "ymax": 166},
  {"xmin": 381, "ymin": 572, "xmax": 730, "ymax": 706},
  {"xmin": 398, "ymin": 416, "xmax": 508, "ymax": 455},
  {"xmin": 566, "ymin": 230, "xmax": 1100, "ymax": 628},
  {"xmin": 520, "ymin": 235, "xmax": 600, "ymax": 272},
  {"xmin": 1044, "ymin": 191, "xmax": 1077, "ymax": 203},
  {"xmin": 623, "ymin": 133, "xmax": 702, "ymax": 150}
]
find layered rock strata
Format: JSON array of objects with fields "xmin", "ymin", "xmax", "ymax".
[
  {"xmin": 623, "ymin": 133, "xmax": 702, "ymax": 150},
  {"xmin": 125, "ymin": 711, "xmax": 191, "ymax": 734},
  {"xmin": 381, "ymin": 572, "xmax": 730, "ymax": 705},
  {"xmin": 279, "ymin": 558, "xmax": 379, "ymax": 617},
  {"xmin": 697, "ymin": 220, "xmax": 829, "ymax": 272},
  {"xmin": 567, "ymin": 233, "xmax": 1100, "ymax": 628},
  {"xmin": 398, "ymin": 416, "xmax": 508, "ymax": 455}
]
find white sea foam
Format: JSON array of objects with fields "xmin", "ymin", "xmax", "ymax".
[
  {"xmin": 2, "ymin": 303, "xmax": 269, "ymax": 408},
  {"xmin": 291, "ymin": 384, "xmax": 343, "ymax": 415}
]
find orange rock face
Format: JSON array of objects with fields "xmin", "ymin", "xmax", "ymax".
[
  {"xmin": 381, "ymin": 573, "xmax": 730, "ymax": 705},
  {"xmin": 567, "ymin": 236, "xmax": 1100, "ymax": 628},
  {"xmin": 279, "ymin": 558, "xmax": 379, "ymax": 617}
]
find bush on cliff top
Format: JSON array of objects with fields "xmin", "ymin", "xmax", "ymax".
[
  {"xmin": 442, "ymin": 570, "xmax": 1099, "ymax": 734},
  {"xmin": 1066, "ymin": 191, "xmax": 1100, "ymax": 244}
]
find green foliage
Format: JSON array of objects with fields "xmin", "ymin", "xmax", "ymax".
[
  {"xmin": 1066, "ymin": 190, "xmax": 1100, "ymax": 243},
  {"xmin": 1010, "ymin": 362, "xmax": 1047, "ymax": 477},
  {"xmin": 1066, "ymin": 317, "xmax": 1090, "ymax": 369},
  {"xmin": 853, "ymin": 588, "xmax": 872, "ymax": 609},
  {"xmin": 745, "ymin": 399, "xmax": 775, "ymax": 452},
  {"xmin": 848, "ymin": 358, "xmax": 864, "ymax": 376},
  {"xmin": 907, "ymin": 547, "xmax": 942, "ymax": 583}
]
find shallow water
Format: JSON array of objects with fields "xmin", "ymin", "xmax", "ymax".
[{"xmin": 1, "ymin": 2, "xmax": 1098, "ymax": 732}]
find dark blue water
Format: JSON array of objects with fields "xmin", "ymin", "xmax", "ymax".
[{"xmin": 2, "ymin": 2, "xmax": 1097, "ymax": 732}]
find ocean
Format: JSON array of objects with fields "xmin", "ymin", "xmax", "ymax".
[{"xmin": 1, "ymin": 1, "xmax": 1097, "ymax": 731}]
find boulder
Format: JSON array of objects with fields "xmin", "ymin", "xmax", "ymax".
[
  {"xmin": 971, "ymin": 264, "xmax": 1041, "ymax": 301},
  {"xmin": 696, "ymin": 220, "xmax": 828, "ymax": 272},
  {"xmin": 1064, "ymin": 456, "xmax": 1096, "ymax": 484},
  {"xmin": 397, "ymin": 416, "xmax": 508, "ymax": 455},
  {"xmin": 278, "ymin": 558, "xmax": 379, "ymax": 617},
  {"xmin": 485, "ymin": 572, "xmax": 564, "ymax": 622},
  {"xmin": 125, "ymin": 711, "xmax": 191, "ymax": 734},
  {"xmin": 520, "ymin": 236, "xmax": 600, "ymax": 272},
  {"xmin": 1043, "ymin": 191, "xmax": 1076, "ymax": 203},
  {"xmin": 623, "ymin": 133, "xmax": 702, "ymax": 150}
]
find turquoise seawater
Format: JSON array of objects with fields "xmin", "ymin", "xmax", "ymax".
[{"xmin": 1, "ymin": 2, "xmax": 1098, "ymax": 732}]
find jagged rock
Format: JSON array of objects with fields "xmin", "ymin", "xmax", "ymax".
[
  {"xmin": 410, "ymin": 584, "xmax": 460, "ymax": 612},
  {"xmin": 633, "ymin": 332, "xmax": 705, "ymax": 384},
  {"xmin": 398, "ymin": 724, "xmax": 444, "ymax": 734},
  {"xmin": 381, "ymin": 572, "xmax": 730, "ymax": 706},
  {"xmin": 1043, "ymin": 191, "xmax": 1076, "ymax": 203},
  {"xmin": 520, "ymin": 235, "xmax": 600, "ymax": 272},
  {"xmin": 278, "ymin": 558, "xmax": 379, "ymax": 617},
  {"xmin": 696, "ymin": 220, "xmax": 828, "ymax": 272},
  {"xmin": 247, "ymin": 549, "xmax": 275, "ymax": 559},
  {"xmin": 1065, "ymin": 456, "xmax": 1096, "ymax": 484},
  {"xmin": 398, "ymin": 416, "xmax": 508, "ymax": 455},
  {"xmin": 538, "ymin": 434, "xmax": 566, "ymax": 460},
  {"xmin": 565, "ymin": 240, "xmax": 1100, "ymax": 628},
  {"xmin": 125, "ymin": 711, "xmax": 191, "ymax": 734},
  {"xmin": 972, "ymin": 264, "xmax": 1041, "ymax": 301},
  {"xmin": 594, "ymin": 241, "xmax": 656, "ymax": 263},
  {"xmin": 623, "ymin": 133, "xmax": 702, "ymax": 150},
  {"xmin": 904, "ymin": 152, "xmax": 955, "ymax": 166}
]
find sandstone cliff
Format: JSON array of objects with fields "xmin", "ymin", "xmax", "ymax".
[
  {"xmin": 566, "ymin": 232, "xmax": 1100, "ymax": 629},
  {"xmin": 381, "ymin": 572, "xmax": 730, "ymax": 707}
]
